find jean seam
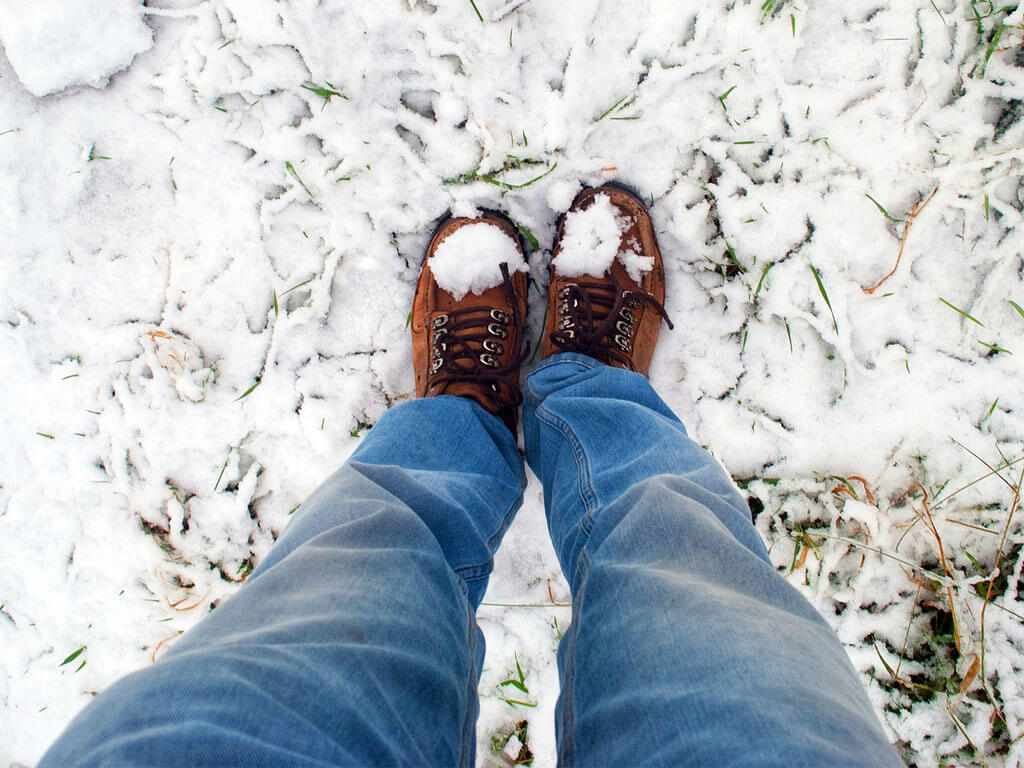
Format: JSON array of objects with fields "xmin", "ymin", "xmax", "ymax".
[
  {"xmin": 558, "ymin": 570, "xmax": 587, "ymax": 767},
  {"xmin": 534, "ymin": 406, "xmax": 598, "ymax": 528},
  {"xmin": 452, "ymin": 488, "xmax": 524, "ymax": 583},
  {"xmin": 524, "ymin": 355, "xmax": 600, "ymax": 407},
  {"xmin": 458, "ymin": 598, "xmax": 480, "ymax": 768},
  {"xmin": 485, "ymin": 489, "xmax": 526, "ymax": 551}
]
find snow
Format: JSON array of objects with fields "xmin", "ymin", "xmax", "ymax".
[
  {"xmin": 552, "ymin": 192, "xmax": 654, "ymax": 283},
  {"xmin": 1, "ymin": 0, "xmax": 1023, "ymax": 765},
  {"xmin": 0, "ymin": 0, "xmax": 153, "ymax": 97},
  {"xmin": 429, "ymin": 221, "xmax": 528, "ymax": 300}
]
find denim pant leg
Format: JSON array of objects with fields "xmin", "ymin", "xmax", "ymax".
[
  {"xmin": 523, "ymin": 353, "xmax": 901, "ymax": 767},
  {"xmin": 40, "ymin": 396, "xmax": 525, "ymax": 767}
]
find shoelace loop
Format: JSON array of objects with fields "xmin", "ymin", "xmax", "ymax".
[
  {"xmin": 550, "ymin": 276, "xmax": 673, "ymax": 370},
  {"xmin": 428, "ymin": 263, "xmax": 529, "ymax": 410}
]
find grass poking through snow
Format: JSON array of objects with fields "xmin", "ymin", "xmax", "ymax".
[
  {"xmin": 939, "ymin": 297, "xmax": 984, "ymax": 326},
  {"xmin": 809, "ymin": 264, "xmax": 838, "ymax": 333}
]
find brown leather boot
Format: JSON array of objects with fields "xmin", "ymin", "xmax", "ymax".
[
  {"xmin": 541, "ymin": 183, "xmax": 673, "ymax": 375},
  {"xmin": 411, "ymin": 211, "xmax": 529, "ymax": 433}
]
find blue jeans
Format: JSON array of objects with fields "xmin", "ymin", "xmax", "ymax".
[{"xmin": 41, "ymin": 354, "xmax": 901, "ymax": 766}]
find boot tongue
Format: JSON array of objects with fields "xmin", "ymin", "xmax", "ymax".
[{"xmin": 441, "ymin": 382, "xmax": 494, "ymax": 411}]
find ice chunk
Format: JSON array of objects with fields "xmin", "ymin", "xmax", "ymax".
[
  {"xmin": 428, "ymin": 221, "xmax": 527, "ymax": 301},
  {"xmin": 0, "ymin": 0, "xmax": 153, "ymax": 97},
  {"xmin": 553, "ymin": 193, "xmax": 653, "ymax": 282}
]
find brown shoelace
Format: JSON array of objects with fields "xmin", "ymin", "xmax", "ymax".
[
  {"xmin": 428, "ymin": 263, "xmax": 529, "ymax": 411},
  {"xmin": 549, "ymin": 276, "xmax": 673, "ymax": 370}
]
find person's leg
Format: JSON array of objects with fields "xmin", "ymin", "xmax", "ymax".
[
  {"xmin": 529, "ymin": 182, "xmax": 899, "ymax": 766},
  {"xmin": 523, "ymin": 353, "xmax": 900, "ymax": 766},
  {"xmin": 41, "ymin": 396, "xmax": 524, "ymax": 767},
  {"xmin": 42, "ymin": 210, "xmax": 532, "ymax": 767}
]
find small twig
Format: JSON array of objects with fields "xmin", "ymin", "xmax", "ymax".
[
  {"xmin": 910, "ymin": 484, "xmax": 963, "ymax": 653},
  {"xmin": 895, "ymin": 581, "xmax": 923, "ymax": 681},
  {"xmin": 864, "ymin": 187, "xmax": 939, "ymax": 293},
  {"xmin": 978, "ymin": 461, "xmax": 1023, "ymax": 723},
  {"xmin": 151, "ymin": 631, "xmax": 184, "ymax": 663},
  {"xmin": 480, "ymin": 601, "xmax": 572, "ymax": 608},
  {"xmin": 167, "ymin": 591, "xmax": 210, "ymax": 612}
]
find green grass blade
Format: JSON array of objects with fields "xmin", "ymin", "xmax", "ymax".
[
  {"xmin": 724, "ymin": 242, "xmax": 746, "ymax": 274},
  {"xmin": 874, "ymin": 643, "xmax": 899, "ymax": 681},
  {"xmin": 60, "ymin": 646, "xmax": 86, "ymax": 666},
  {"xmin": 939, "ymin": 297, "xmax": 984, "ymax": 326},
  {"xmin": 1009, "ymin": 300, "xmax": 1024, "ymax": 320},
  {"xmin": 512, "ymin": 220, "xmax": 539, "ymax": 251},
  {"xmin": 865, "ymin": 194, "xmax": 904, "ymax": 222},
  {"xmin": 978, "ymin": 340, "xmax": 1011, "ymax": 354},
  {"xmin": 285, "ymin": 161, "xmax": 317, "ymax": 203},
  {"xmin": 979, "ymin": 24, "xmax": 1005, "ymax": 79},
  {"xmin": 530, "ymin": 301, "xmax": 549, "ymax": 365},
  {"xmin": 234, "ymin": 379, "xmax": 262, "ymax": 402},
  {"xmin": 986, "ymin": 397, "xmax": 999, "ymax": 419},
  {"xmin": 754, "ymin": 262, "xmax": 774, "ymax": 298},
  {"xmin": 480, "ymin": 162, "xmax": 557, "ymax": 190},
  {"xmin": 596, "ymin": 95, "xmax": 628, "ymax": 122},
  {"xmin": 282, "ymin": 277, "xmax": 314, "ymax": 296},
  {"xmin": 214, "ymin": 451, "xmax": 231, "ymax": 491},
  {"xmin": 809, "ymin": 264, "xmax": 838, "ymax": 332}
]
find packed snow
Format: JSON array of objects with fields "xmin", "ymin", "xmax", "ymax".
[
  {"xmin": 552, "ymin": 192, "xmax": 654, "ymax": 282},
  {"xmin": 429, "ymin": 220, "xmax": 528, "ymax": 300},
  {"xmin": 1, "ymin": 0, "xmax": 1023, "ymax": 765},
  {"xmin": 0, "ymin": 0, "xmax": 153, "ymax": 97}
]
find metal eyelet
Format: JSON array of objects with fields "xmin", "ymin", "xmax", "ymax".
[
  {"xmin": 627, "ymin": 297, "xmax": 641, "ymax": 309},
  {"xmin": 558, "ymin": 317, "xmax": 575, "ymax": 330},
  {"xmin": 489, "ymin": 309, "xmax": 508, "ymax": 324},
  {"xmin": 615, "ymin": 334, "xmax": 631, "ymax": 351},
  {"xmin": 430, "ymin": 358, "xmax": 443, "ymax": 373},
  {"xmin": 488, "ymin": 323, "xmax": 508, "ymax": 338},
  {"xmin": 619, "ymin": 308, "xmax": 635, "ymax": 323},
  {"xmin": 479, "ymin": 353, "xmax": 499, "ymax": 367},
  {"xmin": 563, "ymin": 329, "xmax": 576, "ymax": 340},
  {"xmin": 558, "ymin": 302, "xmax": 569, "ymax": 315},
  {"xmin": 432, "ymin": 314, "xmax": 448, "ymax": 329},
  {"xmin": 483, "ymin": 339, "xmax": 503, "ymax": 354},
  {"xmin": 558, "ymin": 286, "xmax": 572, "ymax": 298},
  {"xmin": 616, "ymin": 320, "xmax": 632, "ymax": 336}
]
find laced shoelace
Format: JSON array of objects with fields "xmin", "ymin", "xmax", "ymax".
[
  {"xmin": 549, "ymin": 276, "xmax": 674, "ymax": 369},
  {"xmin": 428, "ymin": 263, "xmax": 530, "ymax": 411}
]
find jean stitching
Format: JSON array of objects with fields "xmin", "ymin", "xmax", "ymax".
[
  {"xmin": 452, "ymin": 488, "xmax": 524, "ymax": 582},
  {"xmin": 535, "ymin": 405, "xmax": 598, "ymax": 526},
  {"xmin": 485, "ymin": 489, "xmax": 525, "ymax": 551},
  {"xmin": 558, "ymin": 571, "xmax": 587, "ymax": 767},
  {"xmin": 456, "ymin": 564, "xmax": 492, "ymax": 582}
]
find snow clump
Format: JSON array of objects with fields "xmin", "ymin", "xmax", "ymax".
[
  {"xmin": 553, "ymin": 193, "xmax": 654, "ymax": 283},
  {"xmin": 428, "ymin": 222, "xmax": 527, "ymax": 301},
  {"xmin": 0, "ymin": 0, "xmax": 152, "ymax": 97}
]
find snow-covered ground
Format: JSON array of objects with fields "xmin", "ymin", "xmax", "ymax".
[{"xmin": 2, "ymin": 0, "xmax": 1023, "ymax": 764}]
